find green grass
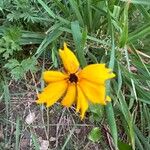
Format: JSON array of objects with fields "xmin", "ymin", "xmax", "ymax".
[{"xmin": 0, "ymin": 0, "xmax": 150, "ymax": 149}]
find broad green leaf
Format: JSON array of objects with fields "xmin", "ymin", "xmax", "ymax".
[
  {"xmin": 89, "ymin": 104, "xmax": 104, "ymax": 122},
  {"xmin": 88, "ymin": 127, "xmax": 101, "ymax": 142},
  {"xmin": 118, "ymin": 141, "xmax": 132, "ymax": 150}
]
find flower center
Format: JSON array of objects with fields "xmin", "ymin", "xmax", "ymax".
[{"xmin": 69, "ymin": 73, "xmax": 78, "ymax": 83}]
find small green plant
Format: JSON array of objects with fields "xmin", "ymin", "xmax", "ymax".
[
  {"xmin": 0, "ymin": 27, "xmax": 21, "ymax": 59},
  {"xmin": 88, "ymin": 127, "xmax": 102, "ymax": 142},
  {"xmin": 4, "ymin": 57, "xmax": 38, "ymax": 80}
]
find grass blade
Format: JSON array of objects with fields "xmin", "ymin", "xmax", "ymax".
[
  {"xmin": 35, "ymin": 29, "xmax": 63, "ymax": 57},
  {"xmin": 68, "ymin": 0, "xmax": 84, "ymax": 26},
  {"xmin": 31, "ymin": 132, "xmax": 40, "ymax": 150},
  {"xmin": 37, "ymin": 0, "xmax": 56, "ymax": 18},
  {"xmin": 105, "ymin": 3, "xmax": 118, "ymax": 149},
  {"xmin": 61, "ymin": 127, "xmax": 75, "ymax": 150},
  {"xmin": 15, "ymin": 117, "xmax": 20, "ymax": 150},
  {"xmin": 121, "ymin": 0, "xmax": 150, "ymax": 5},
  {"xmin": 71, "ymin": 21, "xmax": 87, "ymax": 67}
]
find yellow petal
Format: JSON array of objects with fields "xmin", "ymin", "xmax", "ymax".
[
  {"xmin": 59, "ymin": 42, "xmax": 79, "ymax": 73},
  {"xmin": 43, "ymin": 71, "xmax": 68, "ymax": 83},
  {"xmin": 79, "ymin": 79, "xmax": 106, "ymax": 105},
  {"xmin": 79, "ymin": 64, "xmax": 115, "ymax": 84},
  {"xmin": 106, "ymin": 96, "xmax": 111, "ymax": 102},
  {"xmin": 36, "ymin": 80, "xmax": 68, "ymax": 107},
  {"xmin": 77, "ymin": 85, "xmax": 88, "ymax": 120},
  {"xmin": 61, "ymin": 83, "xmax": 76, "ymax": 107}
]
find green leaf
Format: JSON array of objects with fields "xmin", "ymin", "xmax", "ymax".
[
  {"xmin": 89, "ymin": 104, "xmax": 104, "ymax": 122},
  {"xmin": 10, "ymin": 67, "xmax": 24, "ymax": 80},
  {"xmin": 4, "ymin": 59, "xmax": 20, "ymax": 69},
  {"xmin": 35, "ymin": 29, "xmax": 63, "ymax": 57},
  {"xmin": 15, "ymin": 117, "xmax": 21, "ymax": 150},
  {"xmin": 119, "ymin": 3, "xmax": 129, "ymax": 48},
  {"xmin": 3, "ymin": 81, "xmax": 10, "ymax": 117},
  {"xmin": 0, "ymin": 47, "xmax": 6, "ymax": 54},
  {"xmin": 4, "ymin": 57, "xmax": 38, "ymax": 80},
  {"xmin": 37, "ymin": 0, "xmax": 56, "ymax": 18},
  {"xmin": 71, "ymin": 21, "xmax": 87, "ymax": 67},
  {"xmin": 128, "ymin": 23, "xmax": 150, "ymax": 42},
  {"xmin": 118, "ymin": 141, "xmax": 132, "ymax": 150},
  {"xmin": 0, "ymin": 27, "xmax": 22, "ymax": 59},
  {"xmin": 21, "ymin": 56, "xmax": 38, "ymax": 72},
  {"xmin": 120, "ymin": 0, "xmax": 150, "ymax": 5},
  {"xmin": 61, "ymin": 127, "xmax": 76, "ymax": 150},
  {"xmin": 88, "ymin": 127, "xmax": 101, "ymax": 142},
  {"xmin": 31, "ymin": 132, "xmax": 40, "ymax": 150},
  {"xmin": 106, "ymin": 4, "xmax": 118, "ymax": 149},
  {"xmin": 117, "ymin": 88, "xmax": 135, "ymax": 149},
  {"xmin": 134, "ymin": 125, "xmax": 150, "ymax": 150},
  {"xmin": 68, "ymin": 0, "xmax": 84, "ymax": 26}
]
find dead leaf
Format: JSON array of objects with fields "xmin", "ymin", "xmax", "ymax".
[
  {"xmin": 40, "ymin": 140, "xmax": 49, "ymax": 150},
  {"xmin": 20, "ymin": 139, "xmax": 30, "ymax": 150},
  {"xmin": 75, "ymin": 129, "xmax": 81, "ymax": 134},
  {"xmin": 25, "ymin": 112, "xmax": 35, "ymax": 125},
  {"xmin": 50, "ymin": 137, "xmax": 56, "ymax": 142}
]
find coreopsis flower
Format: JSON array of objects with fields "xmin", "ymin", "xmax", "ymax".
[{"xmin": 36, "ymin": 43, "xmax": 115, "ymax": 119}]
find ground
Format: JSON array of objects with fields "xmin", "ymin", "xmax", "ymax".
[{"xmin": 0, "ymin": 75, "xmax": 114, "ymax": 150}]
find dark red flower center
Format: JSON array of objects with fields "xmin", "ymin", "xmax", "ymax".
[{"xmin": 69, "ymin": 73, "xmax": 78, "ymax": 83}]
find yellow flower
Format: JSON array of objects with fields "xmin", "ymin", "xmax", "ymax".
[{"xmin": 36, "ymin": 42, "xmax": 115, "ymax": 119}]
